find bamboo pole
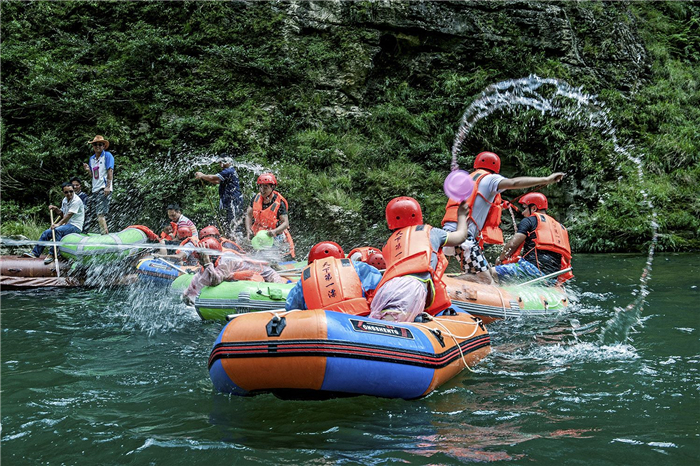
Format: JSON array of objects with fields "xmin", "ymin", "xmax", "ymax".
[{"xmin": 49, "ymin": 210, "xmax": 61, "ymax": 278}]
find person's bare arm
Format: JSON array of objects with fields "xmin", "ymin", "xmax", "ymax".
[
  {"xmin": 268, "ymin": 214, "xmax": 289, "ymax": 237},
  {"xmin": 105, "ymin": 168, "xmax": 113, "ymax": 195},
  {"xmin": 498, "ymin": 172, "xmax": 565, "ymax": 191},
  {"xmin": 195, "ymin": 172, "xmax": 221, "ymax": 184},
  {"xmin": 245, "ymin": 206, "xmax": 254, "ymax": 239},
  {"xmin": 496, "ymin": 233, "xmax": 526, "ymax": 264},
  {"xmin": 445, "ymin": 201, "xmax": 469, "ymax": 246}
]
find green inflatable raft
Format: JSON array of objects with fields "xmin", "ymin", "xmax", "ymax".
[
  {"xmin": 172, "ymin": 274, "xmax": 295, "ymax": 321},
  {"xmin": 59, "ymin": 228, "xmax": 149, "ymax": 264}
]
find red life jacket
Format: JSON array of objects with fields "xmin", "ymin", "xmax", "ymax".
[
  {"xmin": 251, "ymin": 191, "xmax": 296, "ymax": 258},
  {"xmin": 301, "ymin": 258, "xmax": 370, "ymax": 315},
  {"xmin": 441, "ymin": 169, "xmax": 504, "ymax": 246},
  {"xmin": 159, "ymin": 222, "xmax": 179, "ymax": 241},
  {"xmin": 252, "ymin": 191, "xmax": 288, "ymax": 233},
  {"xmin": 511, "ymin": 212, "xmax": 573, "ymax": 283},
  {"xmin": 376, "ymin": 225, "xmax": 451, "ymax": 315},
  {"xmin": 347, "ymin": 246, "xmax": 381, "ymax": 262},
  {"xmin": 231, "ymin": 270, "xmax": 265, "ymax": 282}
]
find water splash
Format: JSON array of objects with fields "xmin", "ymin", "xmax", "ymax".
[{"xmin": 450, "ymin": 75, "xmax": 658, "ymax": 344}]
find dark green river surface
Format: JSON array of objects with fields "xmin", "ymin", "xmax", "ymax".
[{"xmin": 2, "ymin": 253, "xmax": 698, "ymax": 465}]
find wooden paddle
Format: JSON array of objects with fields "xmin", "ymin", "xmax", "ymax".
[{"xmin": 49, "ymin": 209, "xmax": 61, "ymax": 278}]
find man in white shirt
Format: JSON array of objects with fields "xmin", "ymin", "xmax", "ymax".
[
  {"xmin": 24, "ymin": 182, "xmax": 85, "ymax": 264},
  {"xmin": 82, "ymin": 135, "xmax": 114, "ymax": 234}
]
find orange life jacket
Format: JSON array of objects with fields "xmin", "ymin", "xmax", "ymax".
[
  {"xmin": 441, "ymin": 169, "xmax": 504, "ymax": 246},
  {"xmin": 347, "ymin": 246, "xmax": 381, "ymax": 263},
  {"xmin": 159, "ymin": 222, "xmax": 179, "ymax": 241},
  {"xmin": 251, "ymin": 191, "xmax": 296, "ymax": 258},
  {"xmin": 252, "ymin": 191, "xmax": 288, "ymax": 233},
  {"xmin": 301, "ymin": 258, "xmax": 370, "ymax": 316},
  {"xmin": 231, "ymin": 270, "xmax": 265, "ymax": 282},
  {"xmin": 376, "ymin": 225, "xmax": 451, "ymax": 315},
  {"xmin": 511, "ymin": 212, "xmax": 573, "ymax": 283}
]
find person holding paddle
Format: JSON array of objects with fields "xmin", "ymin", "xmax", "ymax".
[{"xmin": 24, "ymin": 182, "xmax": 84, "ymax": 264}]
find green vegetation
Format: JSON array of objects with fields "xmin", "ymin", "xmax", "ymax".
[{"xmin": 1, "ymin": 1, "xmax": 698, "ymax": 254}]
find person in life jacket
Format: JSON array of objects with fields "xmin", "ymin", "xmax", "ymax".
[
  {"xmin": 159, "ymin": 222, "xmax": 179, "ymax": 242},
  {"xmin": 167, "ymin": 203, "xmax": 199, "ymax": 239},
  {"xmin": 245, "ymin": 172, "xmax": 295, "ymax": 258},
  {"xmin": 182, "ymin": 236, "xmax": 287, "ymax": 306},
  {"xmin": 156, "ymin": 227, "xmax": 200, "ymax": 265},
  {"xmin": 285, "ymin": 241, "xmax": 383, "ymax": 314},
  {"xmin": 368, "ymin": 196, "xmax": 470, "ymax": 323},
  {"xmin": 494, "ymin": 192, "xmax": 573, "ymax": 284},
  {"xmin": 442, "ymin": 151, "xmax": 565, "ymax": 285},
  {"xmin": 199, "ymin": 225, "xmax": 245, "ymax": 254},
  {"xmin": 347, "ymin": 246, "xmax": 387, "ymax": 270}
]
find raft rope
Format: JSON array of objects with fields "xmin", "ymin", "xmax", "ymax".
[
  {"xmin": 493, "ymin": 285, "xmax": 509, "ymax": 320},
  {"xmin": 412, "ymin": 314, "xmax": 482, "ymax": 373}
]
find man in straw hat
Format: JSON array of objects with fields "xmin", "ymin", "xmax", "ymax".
[{"xmin": 82, "ymin": 135, "xmax": 114, "ymax": 234}]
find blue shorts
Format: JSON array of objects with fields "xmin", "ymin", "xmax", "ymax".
[
  {"xmin": 90, "ymin": 191, "xmax": 111, "ymax": 216},
  {"xmin": 495, "ymin": 258, "xmax": 543, "ymax": 282}
]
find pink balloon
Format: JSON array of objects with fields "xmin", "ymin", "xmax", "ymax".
[{"xmin": 444, "ymin": 170, "xmax": 474, "ymax": 201}]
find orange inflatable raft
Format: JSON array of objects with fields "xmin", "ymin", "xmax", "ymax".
[
  {"xmin": 208, "ymin": 308, "xmax": 491, "ymax": 400},
  {"xmin": 443, "ymin": 275, "xmax": 569, "ymax": 324}
]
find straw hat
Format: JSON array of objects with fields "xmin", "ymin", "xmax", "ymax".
[{"xmin": 88, "ymin": 135, "xmax": 110, "ymax": 149}]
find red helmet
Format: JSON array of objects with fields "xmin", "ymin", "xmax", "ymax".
[
  {"xmin": 385, "ymin": 196, "xmax": 423, "ymax": 230},
  {"xmin": 308, "ymin": 241, "xmax": 345, "ymax": 264},
  {"xmin": 194, "ymin": 236, "xmax": 223, "ymax": 260},
  {"xmin": 473, "ymin": 151, "xmax": 501, "ymax": 174},
  {"xmin": 199, "ymin": 226, "xmax": 220, "ymax": 240},
  {"xmin": 177, "ymin": 228, "xmax": 193, "ymax": 239},
  {"xmin": 519, "ymin": 192, "xmax": 548, "ymax": 211},
  {"xmin": 367, "ymin": 252, "xmax": 386, "ymax": 270},
  {"xmin": 257, "ymin": 173, "xmax": 277, "ymax": 185}
]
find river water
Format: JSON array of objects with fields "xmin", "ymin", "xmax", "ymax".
[{"xmin": 1, "ymin": 253, "xmax": 698, "ymax": 464}]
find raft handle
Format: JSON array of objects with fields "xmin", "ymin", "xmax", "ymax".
[
  {"xmin": 266, "ymin": 315, "xmax": 287, "ymax": 337},
  {"xmin": 430, "ymin": 329, "xmax": 446, "ymax": 347}
]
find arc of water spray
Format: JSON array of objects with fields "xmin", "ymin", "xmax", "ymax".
[{"xmin": 449, "ymin": 75, "xmax": 658, "ymax": 344}]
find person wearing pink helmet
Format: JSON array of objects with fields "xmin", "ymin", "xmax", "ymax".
[
  {"xmin": 442, "ymin": 151, "xmax": 565, "ymax": 285},
  {"xmin": 245, "ymin": 172, "xmax": 295, "ymax": 258},
  {"xmin": 494, "ymin": 192, "xmax": 573, "ymax": 284},
  {"xmin": 368, "ymin": 196, "xmax": 469, "ymax": 323},
  {"xmin": 284, "ymin": 241, "xmax": 383, "ymax": 313}
]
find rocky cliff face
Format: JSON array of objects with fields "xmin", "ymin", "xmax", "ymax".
[{"xmin": 277, "ymin": 0, "xmax": 649, "ymax": 105}]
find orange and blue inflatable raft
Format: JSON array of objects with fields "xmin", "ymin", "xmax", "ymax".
[{"xmin": 208, "ymin": 308, "xmax": 491, "ymax": 399}]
